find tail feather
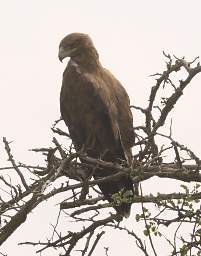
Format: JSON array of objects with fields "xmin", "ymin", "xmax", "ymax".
[
  {"xmin": 94, "ymin": 168, "xmax": 134, "ymax": 218},
  {"xmin": 114, "ymin": 202, "xmax": 132, "ymax": 218}
]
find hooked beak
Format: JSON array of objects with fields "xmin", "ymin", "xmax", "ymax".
[
  {"xmin": 58, "ymin": 46, "xmax": 77, "ymax": 62},
  {"xmin": 58, "ymin": 46, "xmax": 67, "ymax": 62}
]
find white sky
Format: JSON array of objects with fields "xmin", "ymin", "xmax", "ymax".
[{"xmin": 1, "ymin": 1, "xmax": 201, "ymax": 255}]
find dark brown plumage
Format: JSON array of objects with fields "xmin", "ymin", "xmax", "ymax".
[{"xmin": 58, "ymin": 33, "xmax": 135, "ymax": 217}]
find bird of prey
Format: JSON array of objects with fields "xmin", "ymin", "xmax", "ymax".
[{"xmin": 58, "ymin": 33, "xmax": 135, "ymax": 217}]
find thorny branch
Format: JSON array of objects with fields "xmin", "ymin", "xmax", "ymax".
[{"xmin": 1, "ymin": 54, "xmax": 201, "ymax": 255}]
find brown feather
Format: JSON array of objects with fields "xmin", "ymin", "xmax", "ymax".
[{"xmin": 59, "ymin": 33, "xmax": 135, "ymax": 217}]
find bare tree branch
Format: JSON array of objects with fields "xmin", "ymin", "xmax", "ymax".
[{"xmin": 1, "ymin": 54, "xmax": 201, "ymax": 255}]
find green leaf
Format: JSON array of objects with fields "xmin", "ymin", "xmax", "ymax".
[{"xmin": 143, "ymin": 229, "xmax": 150, "ymax": 236}]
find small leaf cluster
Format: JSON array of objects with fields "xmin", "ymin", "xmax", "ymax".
[{"xmin": 111, "ymin": 189, "xmax": 133, "ymax": 206}]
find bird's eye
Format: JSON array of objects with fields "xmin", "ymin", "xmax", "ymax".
[
  {"xmin": 70, "ymin": 43, "xmax": 74, "ymax": 47},
  {"xmin": 62, "ymin": 42, "xmax": 73, "ymax": 49}
]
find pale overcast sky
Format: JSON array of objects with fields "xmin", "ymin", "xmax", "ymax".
[{"xmin": 1, "ymin": 1, "xmax": 201, "ymax": 255}]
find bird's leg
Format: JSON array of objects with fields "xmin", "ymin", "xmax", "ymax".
[
  {"xmin": 78, "ymin": 135, "xmax": 97, "ymax": 201},
  {"xmin": 85, "ymin": 133, "xmax": 96, "ymax": 151},
  {"xmin": 100, "ymin": 148, "xmax": 110, "ymax": 159},
  {"xmin": 79, "ymin": 181, "xmax": 89, "ymax": 200}
]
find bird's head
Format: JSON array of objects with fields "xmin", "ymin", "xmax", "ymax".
[{"xmin": 58, "ymin": 33, "xmax": 98, "ymax": 62}]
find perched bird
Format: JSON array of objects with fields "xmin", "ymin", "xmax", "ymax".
[{"xmin": 58, "ymin": 33, "xmax": 135, "ymax": 217}]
